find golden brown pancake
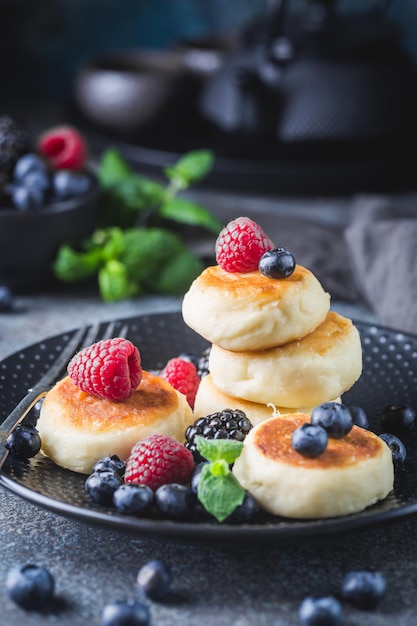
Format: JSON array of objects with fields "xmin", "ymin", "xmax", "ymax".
[
  {"xmin": 193, "ymin": 373, "xmax": 337, "ymax": 425},
  {"xmin": 209, "ymin": 311, "xmax": 362, "ymax": 407},
  {"xmin": 233, "ymin": 414, "xmax": 394, "ymax": 518},
  {"xmin": 37, "ymin": 371, "xmax": 193, "ymax": 474},
  {"xmin": 182, "ymin": 264, "xmax": 330, "ymax": 351}
]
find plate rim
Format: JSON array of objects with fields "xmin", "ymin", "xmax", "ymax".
[{"xmin": 1, "ymin": 311, "xmax": 417, "ymax": 544}]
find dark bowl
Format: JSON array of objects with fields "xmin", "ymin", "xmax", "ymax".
[
  {"xmin": 0, "ymin": 174, "xmax": 99, "ymax": 293},
  {"xmin": 74, "ymin": 50, "xmax": 191, "ymax": 135}
]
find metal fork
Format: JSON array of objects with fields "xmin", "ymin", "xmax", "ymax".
[{"xmin": 0, "ymin": 320, "xmax": 127, "ymax": 461}]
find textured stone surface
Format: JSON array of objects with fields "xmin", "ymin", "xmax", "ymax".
[{"xmin": 1, "ymin": 484, "xmax": 417, "ymax": 625}]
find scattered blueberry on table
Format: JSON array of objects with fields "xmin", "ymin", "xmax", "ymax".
[
  {"xmin": 6, "ymin": 563, "xmax": 55, "ymax": 611},
  {"xmin": 341, "ymin": 570, "xmax": 387, "ymax": 610},
  {"xmin": 136, "ymin": 560, "xmax": 172, "ymax": 601},
  {"xmin": 299, "ymin": 595, "xmax": 344, "ymax": 626},
  {"xmin": 100, "ymin": 598, "xmax": 150, "ymax": 626}
]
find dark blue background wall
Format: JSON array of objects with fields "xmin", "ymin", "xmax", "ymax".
[{"xmin": 2, "ymin": 0, "xmax": 417, "ymax": 102}]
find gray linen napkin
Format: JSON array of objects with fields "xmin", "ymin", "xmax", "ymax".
[{"xmin": 344, "ymin": 196, "xmax": 417, "ymax": 335}]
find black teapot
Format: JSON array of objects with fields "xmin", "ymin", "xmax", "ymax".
[{"xmin": 199, "ymin": 0, "xmax": 417, "ymax": 159}]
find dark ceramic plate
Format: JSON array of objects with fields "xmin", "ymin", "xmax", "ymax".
[{"xmin": 1, "ymin": 312, "xmax": 417, "ymax": 545}]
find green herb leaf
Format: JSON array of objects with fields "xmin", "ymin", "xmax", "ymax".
[
  {"xmin": 165, "ymin": 150, "xmax": 214, "ymax": 189},
  {"xmin": 195, "ymin": 436, "xmax": 244, "ymax": 465},
  {"xmin": 53, "ymin": 244, "xmax": 103, "ymax": 282},
  {"xmin": 151, "ymin": 247, "xmax": 204, "ymax": 295},
  {"xmin": 120, "ymin": 227, "xmax": 182, "ymax": 285},
  {"xmin": 160, "ymin": 198, "xmax": 222, "ymax": 235},
  {"xmin": 97, "ymin": 149, "xmax": 133, "ymax": 188},
  {"xmin": 99, "ymin": 175, "xmax": 165, "ymax": 228},
  {"xmin": 96, "ymin": 227, "xmax": 125, "ymax": 261},
  {"xmin": 197, "ymin": 463, "xmax": 245, "ymax": 522},
  {"xmin": 98, "ymin": 260, "xmax": 139, "ymax": 302}
]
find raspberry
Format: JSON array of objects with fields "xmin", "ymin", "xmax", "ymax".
[
  {"xmin": 67, "ymin": 337, "xmax": 142, "ymax": 402},
  {"xmin": 160, "ymin": 357, "xmax": 200, "ymax": 409},
  {"xmin": 215, "ymin": 216, "xmax": 274, "ymax": 272},
  {"xmin": 38, "ymin": 125, "xmax": 87, "ymax": 171},
  {"xmin": 124, "ymin": 434, "xmax": 195, "ymax": 491}
]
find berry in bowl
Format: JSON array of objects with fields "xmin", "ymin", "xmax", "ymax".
[{"xmin": 0, "ymin": 116, "xmax": 98, "ymax": 293}]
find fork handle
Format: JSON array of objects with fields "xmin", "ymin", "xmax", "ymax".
[{"xmin": 0, "ymin": 385, "xmax": 49, "ymax": 463}]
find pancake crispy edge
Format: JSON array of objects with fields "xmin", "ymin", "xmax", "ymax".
[{"xmin": 233, "ymin": 414, "xmax": 394, "ymax": 519}]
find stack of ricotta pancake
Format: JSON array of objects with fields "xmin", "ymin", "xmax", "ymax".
[
  {"xmin": 183, "ymin": 262, "xmax": 394, "ymax": 518},
  {"xmin": 183, "ymin": 263, "xmax": 363, "ymax": 425}
]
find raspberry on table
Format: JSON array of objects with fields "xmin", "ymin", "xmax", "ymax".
[
  {"xmin": 160, "ymin": 357, "xmax": 200, "ymax": 409},
  {"xmin": 215, "ymin": 216, "xmax": 274, "ymax": 272},
  {"xmin": 38, "ymin": 125, "xmax": 87, "ymax": 171},
  {"xmin": 124, "ymin": 434, "xmax": 195, "ymax": 491},
  {"xmin": 67, "ymin": 337, "xmax": 142, "ymax": 402}
]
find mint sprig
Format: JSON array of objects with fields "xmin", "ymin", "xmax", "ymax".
[
  {"xmin": 195, "ymin": 436, "xmax": 246, "ymax": 523},
  {"xmin": 53, "ymin": 148, "xmax": 222, "ymax": 301}
]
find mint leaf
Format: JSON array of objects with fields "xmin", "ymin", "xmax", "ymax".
[
  {"xmin": 165, "ymin": 150, "xmax": 214, "ymax": 189},
  {"xmin": 197, "ymin": 463, "xmax": 245, "ymax": 522},
  {"xmin": 160, "ymin": 198, "xmax": 222, "ymax": 235},
  {"xmin": 53, "ymin": 244, "xmax": 103, "ymax": 282},
  {"xmin": 99, "ymin": 175, "xmax": 165, "ymax": 228},
  {"xmin": 97, "ymin": 149, "xmax": 132, "ymax": 188},
  {"xmin": 94, "ymin": 227, "xmax": 125, "ymax": 261},
  {"xmin": 195, "ymin": 436, "xmax": 244, "ymax": 465},
  {"xmin": 120, "ymin": 227, "xmax": 182, "ymax": 285},
  {"xmin": 151, "ymin": 247, "xmax": 204, "ymax": 295},
  {"xmin": 98, "ymin": 260, "xmax": 139, "ymax": 302}
]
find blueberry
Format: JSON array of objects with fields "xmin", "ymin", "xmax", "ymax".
[
  {"xmin": 13, "ymin": 153, "xmax": 47, "ymax": 182},
  {"xmin": 12, "ymin": 185, "xmax": 45, "ymax": 210},
  {"xmin": 292, "ymin": 423, "xmax": 328, "ymax": 457},
  {"xmin": 299, "ymin": 596, "xmax": 343, "ymax": 626},
  {"xmin": 155, "ymin": 483, "xmax": 196, "ymax": 520},
  {"xmin": 6, "ymin": 563, "xmax": 55, "ymax": 610},
  {"xmin": 190, "ymin": 462, "xmax": 209, "ymax": 494},
  {"xmin": 258, "ymin": 247, "xmax": 296, "ymax": 279},
  {"xmin": 5, "ymin": 424, "xmax": 41, "ymax": 460},
  {"xmin": 379, "ymin": 433, "xmax": 407, "ymax": 466},
  {"xmin": 137, "ymin": 560, "xmax": 171, "ymax": 600},
  {"xmin": 348, "ymin": 405, "xmax": 369, "ymax": 429},
  {"xmin": 341, "ymin": 570, "xmax": 386, "ymax": 609},
  {"xmin": 100, "ymin": 599, "xmax": 150, "ymax": 626},
  {"xmin": 380, "ymin": 404, "xmax": 416, "ymax": 432},
  {"xmin": 311, "ymin": 402, "xmax": 353, "ymax": 439},
  {"xmin": 85, "ymin": 470, "xmax": 123, "ymax": 505},
  {"xmin": 113, "ymin": 484, "xmax": 154, "ymax": 516},
  {"xmin": 0, "ymin": 285, "xmax": 14, "ymax": 312},
  {"xmin": 93, "ymin": 455, "xmax": 126, "ymax": 476},
  {"xmin": 53, "ymin": 170, "xmax": 91, "ymax": 200},
  {"xmin": 22, "ymin": 169, "xmax": 50, "ymax": 192},
  {"xmin": 224, "ymin": 492, "xmax": 259, "ymax": 524}
]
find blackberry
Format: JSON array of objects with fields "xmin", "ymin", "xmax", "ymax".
[
  {"xmin": 197, "ymin": 346, "xmax": 210, "ymax": 377},
  {"xmin": 185, "ymin": 409, "xmax": 252, "ymax": 462},
  {"xmin": 0, "ymin": 115, "xmax": 30, "ymax": 187}
]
